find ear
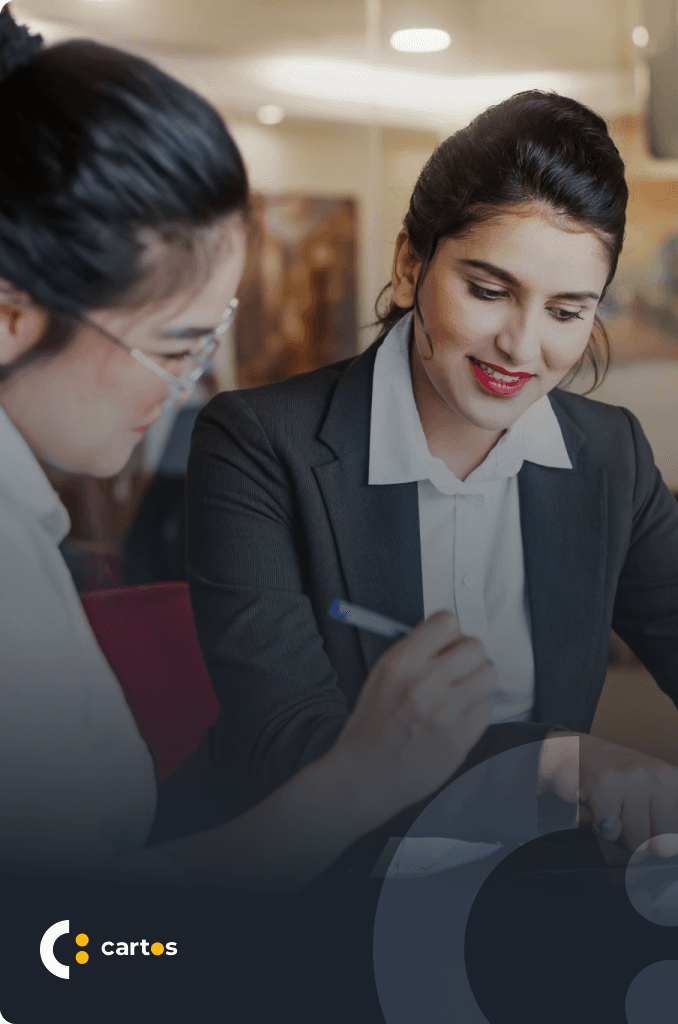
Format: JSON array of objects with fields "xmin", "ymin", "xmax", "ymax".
[
  {"xmin": 391, "ymin": 230, "xmax": 422, "ymax": 308},
  {"xmin": 0, "ymin": 282, "xmax": 48, "ymax": 367}
]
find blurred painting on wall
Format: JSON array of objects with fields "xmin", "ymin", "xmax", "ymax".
[{"xmin": 235, "ymin": 194, "xmax": 358, "ymax": 387}]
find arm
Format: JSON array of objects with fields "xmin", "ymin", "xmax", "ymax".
[
  {"xmin": 186, "ymin": 392, "xmax": 568, "ymax": 827},
  {"xmin": 155, "ymin": 747, "xmax": 386, "ymax": 889},
  {"xmin": 155, "ymin": 613, "xmax": 496, "ymax": 887},
  {"xmin": 0, "ymin": 506, "xmax": 156, "ymax": 874},
  {"xmin": 610, "ymin": 408, "xmax": 678, "ymax": 703},
  {"xmin": 186, "ymin": 391, "xmax": 350, "ymax": 805}
]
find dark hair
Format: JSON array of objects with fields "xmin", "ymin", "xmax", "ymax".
[
  {"xmin": 374, "ymin": 90, "xmax": 627, "ymax": 391},
  {"xmin": 0, "ymin": 5, "xmax": 249, "ymax": 380}
]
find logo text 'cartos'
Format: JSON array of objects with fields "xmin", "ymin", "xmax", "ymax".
[
  {"xmin": 39, "ymin": 921, "xmax": 177, "ymax": 978},
  {"xmin": 101, "ymin": 941, "xmax": 177, "ymax": 956}
]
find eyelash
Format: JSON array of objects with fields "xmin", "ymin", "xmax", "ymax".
[
  {"xmin": 162, "ymin": 351, "xmax": 192, "ymax": 362},
  {"xmin": 468, "ymin": 283, "xmax": 584, "ymax": 322}
]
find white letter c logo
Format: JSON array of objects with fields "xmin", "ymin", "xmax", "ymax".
[{"xmin": 40, "ymin": 920, "xmax": 69, "ymax": 979}]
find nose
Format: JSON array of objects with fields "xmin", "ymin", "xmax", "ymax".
[{"xmin": 494, "ymin": 306, "xmax": 542, "ymax": 368}]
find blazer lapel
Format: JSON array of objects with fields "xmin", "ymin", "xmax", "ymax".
[
  {"xmin": 521, "ymin": 398, "xmax": 608, "ymax": 726},
  {"xmin": 313, "ymin": 344, "xmax": 424, "ymax": 671},
  {"xmin": 313, "ymin": 355, "xmax": 609, "ymax": 722}
]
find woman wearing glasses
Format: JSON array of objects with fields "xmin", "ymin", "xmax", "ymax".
[{"xmin": 0, "ymin": 8, "xmax": 503, "ymax": 884}]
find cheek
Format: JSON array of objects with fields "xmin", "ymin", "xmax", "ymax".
[
  {"xmin": 435, "ymin": 291, "xmax": 500, "ymax": 348},
  {"xmin": 101, "ymin": 356, "xmax": 167, "ymax": 423},
  {"xmin": 543, "ymin": 323, "xmax": 594, "ymax": 373},
  {"xmin": 59, "ymin": 367, "xmax": 164, "ymax": 459}
]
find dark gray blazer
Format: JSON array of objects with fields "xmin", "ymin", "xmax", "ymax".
[{"xmin": 186, "ymin": 339, "xmax": 678, "ymax": 816}]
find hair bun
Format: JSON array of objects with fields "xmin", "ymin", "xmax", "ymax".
[{"xmin": 0, "ymin": 4, "xmax": 42, "ymax": 82}]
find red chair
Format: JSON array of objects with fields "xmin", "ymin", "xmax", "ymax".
[{"xmin": 80, "ymin": 581, "xmax": 220, "ymax": 783}]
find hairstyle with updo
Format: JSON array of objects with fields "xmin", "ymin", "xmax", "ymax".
[
  {"xmin": 0, "ymin": 4, "xmax": 249, "ymax": 381},
  {"xmin": 374, "ymin": 90, "xmax": 628, "ymax": 390}
]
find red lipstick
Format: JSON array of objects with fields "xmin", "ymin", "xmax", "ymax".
[
  {"xmin": 133, "ymin": 413, "xmax": 163, "ymax": 436},
  {"xmin": 468, "ymin": 357, "xmax": 533, "ymax": 397}
]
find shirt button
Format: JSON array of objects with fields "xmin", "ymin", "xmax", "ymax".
[{"xmin": 462, "ymin": 575, "xmax": 474, "ymax": 587}]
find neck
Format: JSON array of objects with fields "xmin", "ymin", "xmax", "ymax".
[{"xmin": 409, "ymin": 344, "xmax": 504, "ymax": 482}]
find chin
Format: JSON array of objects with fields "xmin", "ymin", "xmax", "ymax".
[
  {"xmin": 86, "ymin": 445, "xmax": 136, "ymax": 479},
  {"xmin": 41, "ymin": 440, "xmax": 133, "ymax": 478},
  {"xmin": 460, "ymin": 403, "xmax": 528, "ymax": 434}
]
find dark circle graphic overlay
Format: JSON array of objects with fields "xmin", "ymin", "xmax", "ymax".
[
  {"xmin": 373, "ymin": 741, "xmax": 678, "ymax": 1024},
  {"xmin": 625, "ymin": 961, "xmax": 678, "ymax": 1024}
]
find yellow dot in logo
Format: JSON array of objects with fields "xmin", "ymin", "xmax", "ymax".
[
  {"xmin": 150, "ymin": 942, "xmax": 164, "ymax": 956},
  {"xmin": 75, "ymin": 934, "xmax": 89, "ymax": 947},
  {"xmin": 75, "ymin": 951, "xmax": 89, "ymax": 965}
]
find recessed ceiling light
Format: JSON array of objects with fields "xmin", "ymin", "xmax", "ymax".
[
  {"xmin": 631, "ymin": 25, "xmax": 650, "ymax": 48},
  {"xmin": 257, "ymin": 104, "xmax": 285, "ymax": 125},
  {"xmin": 390, "ymin": 28, "xmax": 451, "ymax": 53}
]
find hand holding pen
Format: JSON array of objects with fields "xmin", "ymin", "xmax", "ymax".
[
  {"xmin": 332, "ymin": 605, "xmax": 678, "ymax": 862},
  {"xmin": 324, "ymin": 600, "xmax": 495, "ymax": 823}
]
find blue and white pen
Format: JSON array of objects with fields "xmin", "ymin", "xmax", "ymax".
[{"xmin": 328, "ymin": 599, "xmax": 411, "ymax": 639}]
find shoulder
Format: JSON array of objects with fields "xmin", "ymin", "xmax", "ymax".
[
  {"xmin": 549, "ymin": 388, "xmax": 642, "ymax": 464},
  {"xmin": 549, "ymin": 387, "xmax": 633, "ymax": 430},
  {"xmin": 0, "ymin": 483, "xmax": 41, "ymax": 560},
  {"xmin": 228, "ymin": 355, "xmax": 354, "ymax": 422},
  {"xmin": 0, "ymin": 488, "xmax": 69, "ymax": 638},
  {"xmin": 193, "ymin": 345, "xmax": 378, "ymax": 458}
]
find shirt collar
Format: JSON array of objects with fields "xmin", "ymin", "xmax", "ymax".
[
  {"xmin": 0, "ymin": 404, "xmax": 71, "ymax": 543},
  {"xmin": 368, "ymin": 310, "xmax": 572, "ymax": 492}
]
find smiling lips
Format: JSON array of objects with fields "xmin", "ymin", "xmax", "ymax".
[{"xmin": 468, "ymin": 356, "xmax": 534, "ymax": 396}]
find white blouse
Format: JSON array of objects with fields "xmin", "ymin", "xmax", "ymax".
[
  {"xmin": 369, "ymin": 312, "xmax": 573, "ymax": 725},
  {"xmin": 0, "ymin": 404, "xmax": 157, "ymax": 875}
]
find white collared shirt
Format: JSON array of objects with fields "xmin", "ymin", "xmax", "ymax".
[
  {"xmin": 369, "ymin": 312, "xmax": 572, "ymax": 724},
  {"xmin": 0, "ymin": 404, "xmax": 156, "ymax": 874}
]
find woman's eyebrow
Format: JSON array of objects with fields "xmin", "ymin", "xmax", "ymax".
[
  {"xmin": 459, "ymin": 259, "xmax": 600, "ymax": 301},
  {"xmin": 156, "ymin": 325, "xmax": 215, "ymax": 340}
]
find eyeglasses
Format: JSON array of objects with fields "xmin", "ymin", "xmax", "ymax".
[{"xmin": 76, "ymin": 297, "xmax": 239, "ymax": 403}]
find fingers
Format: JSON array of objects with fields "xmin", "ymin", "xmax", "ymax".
[
  {"xmin": 435, "ymin": 635, "xmax": 488, "ymax": 678},
  {"xmin": 409, "ymin": 659, "xmax": 495, "ymax": 722},
  {"xmin": 591, "ymin": 816, "xmax": 623, "ymax": 843},
  {"xmin": 394, "ymin": 611, "xmax": 463, "ymax": 665},
  {"xmin": 617, "ymin": 771, "xmax": 678, "ymax": 852},
  {"xmin": 373, "ymin": 611, "xmax": 473, "ymax": 696},
  {"xmin": 582, "ymin": 775, "xmax": 624, "ymax": 844},
  {"xmin": 361, "ymin": 611, "xmax": 460, "ymax": 703},
  {"xmin": 366, "ymin": 612, "xmax": 493, "ymax": 749},
  {"xmin": 440, "ymin": 691, "xmax": 493, "ymax": 746},
  {"xmin": 582, "ymin": 755, "xmax": 678, "ymax": 853}
]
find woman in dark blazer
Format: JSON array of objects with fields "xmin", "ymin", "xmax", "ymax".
[{"xmin": 187, "ymin": 91, "xmax": 678, "ymax": 852}]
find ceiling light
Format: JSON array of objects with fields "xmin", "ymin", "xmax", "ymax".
[
  {"xmin": 390, "ymin": 29, "xmax": 451, "ymax": 53},
  {"xmin": 632, "ymin": 25, "xmax": 650, "ymax": 48},
  {"xmin": 257, "ymin": 104, "xmax": 285, "ymax": 125}
]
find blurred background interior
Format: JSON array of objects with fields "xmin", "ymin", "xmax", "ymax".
[{"xmin": 13, "ymin": 0, "xmax": 678, "ymax": 761}]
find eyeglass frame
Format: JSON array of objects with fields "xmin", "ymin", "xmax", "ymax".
[{"xmin": 74, "ymin": 297, "xmax": 239, "ymax": 401}]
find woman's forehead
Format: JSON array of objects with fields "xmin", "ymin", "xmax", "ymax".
[{"xmin": 437, "ymin": 210, "xmax": 610, "ymax": 288}]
